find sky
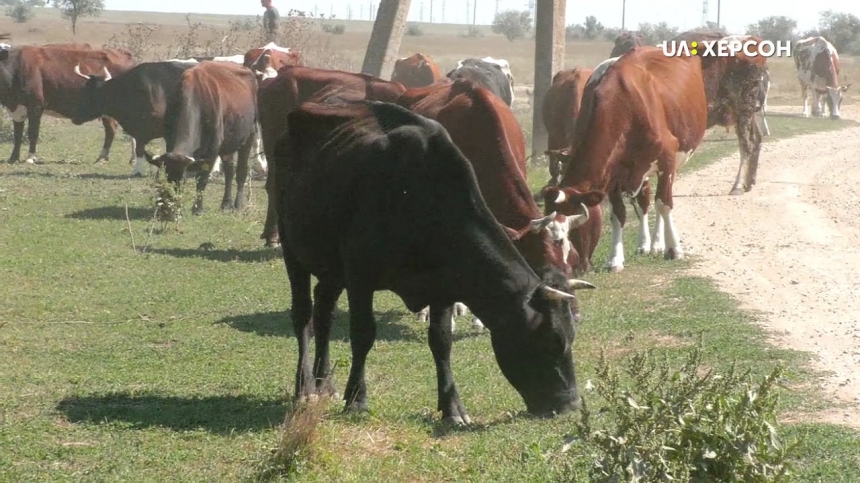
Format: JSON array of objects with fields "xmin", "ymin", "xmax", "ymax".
[{"xmin": 104, "ymin": 0, "xmax": 859, "ymax": 34}]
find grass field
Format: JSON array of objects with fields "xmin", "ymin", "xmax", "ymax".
[{"xmin": 2, "ymin": 9, "xmax": 860, "ymax": 481}]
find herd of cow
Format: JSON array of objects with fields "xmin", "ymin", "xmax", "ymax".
[{"xmin": 0, "ymin": 27, "xmax": 850, "ymax": 422}]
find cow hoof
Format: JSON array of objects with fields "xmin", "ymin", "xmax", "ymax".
[
  {"xmin": 606, "ymin": 264, "xmax": 624, "ymax": 273},
  {"xmin": 24, "ymin": 158, "xmax": 36, "ymax": 164},
  {"xmin": 442, "ymin": 414, "xmax": 472, "ymax": 426},
  {"xmin": 234, "ymin": 201, "xmax": 247, "ymax": 211},
  {"xmin": 344, "ymin": 401, "xmax": 369, "ymax": 414},
  {"xmin": 6, "ymin": 158, "xmax": 17, "ymax": 164},
  {"xmin": 635, "ymin": 246, "xmax": 648, "ymax": 254},
  {"xmin": 650, "ymin": 245, "xmax": 665, "ymax": 255},
  {"xmin": 729, "ymin": 187, "xmax": 744, "ymax": 196},
  {"xmin": 192, "ymin": 206, "xmax": 204, "ymax": 216},
  {"xmin": 131, "ymin": 171, "xmax": 144, "ymax": 178},
  {"xmin": 664, "ymin": 248, "xmax": 684, "ymax": 260},
  {"xmin": 220, "ymin": 202, "xmax": 233, "ymax": 211},
  {"xmin": 94, "ymin": 158, "xmax": 108, "ymax": 165}
]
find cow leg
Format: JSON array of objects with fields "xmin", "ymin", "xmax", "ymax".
[
  {"xmin": 428, "ymin": 304, "xmax": 471, "ymax": 424},
  {"xmin": 261, "ymin": 171, "xmax": 280, "ymax": 247},
  {"xmin": 128, "ymin": 135, "xmax": 136, "ymax": 165},
  {"xmin": 284, "ymin": 247, "xmax": 315, "ymax": 400},
  {"xmin": 252, "ymin": 123, "xmax": 268, "ymax": 175},
  {"xmin": 605, "ymin": 189, "xmax": 627, "ymax": 272},
  {"xmin": 131, "ymin": 139, "xmax": 149, "ymax": 177},
  {"xmin": 219, "ymin": 153, "xmax": 236, "ymax": 211},
  {"xmin": 655, "ymin": 169, "xmax": 683, "ymax": 261},
  {"xmin": 342, "ymin": 287, "xmax": 377, "ymax": 413},
  {"xmin": 96, "ymin": 116, "xmax": 118, "ymax": 164},
  {"xmin": 311, "ymin": 280, "xmax": 343, "ymax": 398},
  {"xmin": 208, "ymin": 156, "xmax": 222, "ymax": 179},
  {"xmin": 233, "ymin": 139, "xmax": 253, "ymax": 211},
  {"xmin": 633, "ymin": 180, "xmax": 653, "ymax": 254},
  {"xmin": 730, "ymin": 114, "xmax": 760, "ymax": 195},
  {"xmin": 7, "ymin": 111, "xmax": 25, "ymax": 163},
  {"xmin": 192, "ymin": 165, "xmax": 212, "ymax": 216},
  {"xmin": 417, "ymin": 306, "xmax": 429, "ymax": 323},
  {"xmin": 759, "ymin": 108, "xmax": 771, "ymax": 137},
  {"xmin": 23, "ymin": 107, "xmax": 43, "ymax": 164}
]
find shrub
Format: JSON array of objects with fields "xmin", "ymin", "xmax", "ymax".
[
  {"xmin": 461, "ymin": 25, "xmax": 483, "ymax": 38},
  {"xmin": 405, "ymin": 24, "xmax": 424, "ymax": 36},
  {"xmin": 321, "ymin": 23, "xmax": 345, "ymax": 34},
  {"xmin": 254, "ymin": 397, "xmax": 328, "ymax": 479},
  {"xmin": 568, "ymin": 342, "xmax": 798, "ymax": 482},
  {"xmin": 6, "ymin": 1, "xmax": 34, "ymax": 23},
  {"xmin": 492, "ymin": 9, "xmax": 532, "ymax": 41}
]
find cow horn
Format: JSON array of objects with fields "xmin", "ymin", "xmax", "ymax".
[
  {"xmin": 554, "ymin": 190, "xmax": 566, "ymax": 203},
  {"xmin": 567, "ymin": 202, "xmax": 590, "ymax": 228},
  {"xmin": 73, "ymin": 64, "xmax": 88, "ymax": 79},
  {"xmin": 102, "ymin": 66, "xmax": 111, "ymax": 81},
  {"xmin": 529, "ymin": 211, "xmax": 556, "ymax": 233},
  {"xmin": 540, "ymin": 285, "xmax": 576, "ymax": 300},
  {"xmin": 568, "ymin": 279, "xmax": 596, "ymax": 290}
]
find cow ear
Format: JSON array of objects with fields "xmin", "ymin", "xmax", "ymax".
[
  {"xmin": 842, "ymin": 84, "xmax": 851, "ymax": 92},
  {"xmin": 144, "ymin": 152, "xmax": 162, "ymax": 166}
]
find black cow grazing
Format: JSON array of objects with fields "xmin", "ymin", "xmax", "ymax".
[
  {"xmin": 274, "ymin": 99, "xmax": 585, "ymax": 422},
  {"xmin": 71, "ymin": 61, "xmax": 196, "ymax": 176},
  {"xmin": 72, "ymin": 61, "xmax": 258, "ymax": 214},
  {"xmin": 610, "ymin": 31, "xmax": 645, "ymax": 57},
  {"xmin": 0, "ymin": 45, "xmax": 137, "ymax": 164},
  {"xmin": 446, "ymin": 58, "xmax": 514, "ymax": 107}
]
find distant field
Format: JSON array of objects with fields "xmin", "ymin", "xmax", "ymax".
[{"xmin": 1, "ymin": 8, "xmax": 855, "ymax": 117}]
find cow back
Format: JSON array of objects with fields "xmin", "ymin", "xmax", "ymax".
[
  {"xmin": 542, "ymin": 67, "xmax": 593, "ymax": 151},
  {"xmin": 446, "ymin": 61, "xmax": 513, "ymax": 106},
  {"xmin": 172, "ymin": 62, "xmax": 257, "ymax": 158},
  {"xmin": 398, "ymin": 78, "xmax": 569, "ymax": 274},
  {"xmin": 6, "ymin": 46, "xmax": 136, "ymax": 115}
]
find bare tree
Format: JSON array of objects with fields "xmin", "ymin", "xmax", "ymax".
[{"xmin": 52, "ymin": 0, "xmax": 104, "ymax": 35}]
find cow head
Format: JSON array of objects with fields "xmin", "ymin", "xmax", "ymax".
[
  {"xmin": 821, "ymin": 84, "xmax": 850, "ymax": 119},
  {"xmin": 541, "ymin": 185, "xmax": 605, "ymax": 219},
  {"xmin": 144, "ymin": 152, "xmax": 198, "ymax": 183},
  {"xmin": 71, "ymin": 64, "xmax": 111, "ymax": 125},
  {"xmin": 490, "ymin": 270, "xmax": 595, "ymax": 416}
]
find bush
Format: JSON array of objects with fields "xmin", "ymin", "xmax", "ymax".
[
  {"xmin": 321, "ymin": 23, "xmax": 345, "ymax": 34},
  {"xmin": 492, "ymin": 9, "xmax": 532, "ymax": 41},
  {"xmin": 6, "ymin": 1, "xmax": 34, "ymax": 23},
  {"xmin": 461, "ymin": 25, "xmax": 483, "ymax": 38},
  {"xmin": 637, "ymin": 21, "xmax": 679, "ymax": 45},
  {"xmin": 405, "ymin": 23, "xmax": 423, "ymax": 36},
  {"xmin": 568, "ymin": 342, "xmax": 798, "ymax": 482}
]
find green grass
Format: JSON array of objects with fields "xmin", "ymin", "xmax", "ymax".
[{"xmin": 1, "ymin": 113, "xmax": 859, "ymax": 481}]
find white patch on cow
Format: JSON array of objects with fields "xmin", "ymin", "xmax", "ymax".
[
  {"xmin": 655, "ymin": 198, "xmax": 682, "ymax": 257},
  {"xmin": 651, "ymin": 210, "xmax": 666, "ymax": 254},
  {"xmin": 167, "ymin": 58, "xmax": 199, "ymax": 64},
  {"xmin": 10, "ymin": 105, "xmax": 26, "ymax": 123},
  {"xmin": 212, "ymin": 54, "xmax": 245, "ymax": 64},
  {"xmin": 0, "ymin": 43, "xmax": 10, "ymax": 50},
  {"xmin": 259, "ymin": 66, "xmax": 278, "ymax": 80},
  {"xmin": 588, "ymin": 56, "xmax": 620, "ymax": 89},
  {"xmin": 471, "ymin": 317, "xmax": 485, "ymax": 331},
  {"xmin": 98, "ymin": 147, "xmax": 109, "ymax": 160},
  {"xmin": 630, "ymin": 160, "xmax": 658, "ymax": 198},
  {"xmin": 674, "ymin": 150, "xmax": 693, "ymax": 171},
  {"xmin": 259, "ymin": 42, "xmax": 291, "ymax": 54},
  {"xmin": 252, "ymin": 132, "xmax": 267, "ymax": 175},
  {"xmin": 208, "ymin": 156, "xmax": 222, "ymax": 179},
  {"xmin": 605, "ymin": 212, "xmax": 625, "ymax": 271},
  {"xmin": 546, "ymin": 215, "xmax": 574, "ymax": 266}
]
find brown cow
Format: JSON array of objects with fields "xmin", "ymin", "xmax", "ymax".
[
  {"xmin": 397, "ymin": 78, "xmax": 597, "ymax": 327},
  {"xmin": 0, "ymin": 45, "xmax": 136, "ymax": 164},
  {"xmin": 543, "ymin": 46, "xmax": 708, "ymax": 273},
  {"xmin": 539, "ymin": 67, "xmax": 603, "ymax": 275},
  {"xmin": 244, "ymin": 42, "xmax": 302, "ymax": 80},
  {"xmin": 257, "ymin": 66, "xmax": 407, "ymax": 246},
  {"xmin": 610, "ymin": 31, "xmax": 644, "ymax": 57},
  {"xmin": 391, "ymin": 53, "xmax": 442, "ymax": 87}
]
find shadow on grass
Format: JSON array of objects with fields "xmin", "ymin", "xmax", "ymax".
[
  {"xmin": 149, "ymin": 247, "xmax": 282, "ymax": 263},
  {"xmin": 219, "ymin": 308, "xmax": 483, "ymax": 343},
  {"xmin": 66, "ymin": 205, "xmax": 153, "ymax": 221},
  {"xmin": 220, "ymin": 309, "xmax": 418, "ymax": 342},
  {"xmin": 56, "ymin": 392, "xmax": 286, "ymax": 434},
  {"xmin": 3, "ymin": 170, "xmax": 141, "ymax": 181}
]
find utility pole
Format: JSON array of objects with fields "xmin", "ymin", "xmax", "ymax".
[
  {"xmin": 472, "ymin": 0, "xmax": 476, "ymax": 24},
  {"xmin": 701, "ymin": 0, "xmax": 708, "ymax": 26},
  {"xmin": 349, "ymin": 4, "xmax": 353, "ymax": 19},
  {"xmin": 361, "ymin": 5, "xmax": 364, "ymax": 19},
  {"xmin": 421, "ymin": 1, "xmax": 424, "ymax": 21},
  {"xmin": 466, "ymin": 1, "xmax": 469, "ymax": 24},
  {"xmin": 442, "ymin": 0, "xmax": 445, "ymax": 22},
  {"xmin": 330, "ymin": 4, "xmax": 333, "ymax": 17},
  {"xmin": 430, "ymin": 0, "xmax": 433, "ymax": 22},
  {"xmin": 717, "ymin": 0, "xmax": 721, "ymax": 27},
  {"xmin": 495, "ymin": 0, "xmax": 499, "ymax": 16},
  {"xmin": 622, "ymin": 0, "xmax": 625, "ymax": 29}
]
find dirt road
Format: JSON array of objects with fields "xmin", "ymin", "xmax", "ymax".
[{"xmin": 674, "ymin": 105, "xmax": 860, "ymax": 427}]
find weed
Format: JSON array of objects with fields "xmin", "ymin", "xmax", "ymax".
[
  {"xmin": 253, "ymin": 396, "xmax": 328, "ymax": 480},
  {"xmin": 568, "ymin": 341, "xmax": 799, "ymax": 482}
]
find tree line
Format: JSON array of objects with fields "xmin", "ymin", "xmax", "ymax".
[{"xmin": 490, "ymin": 9, "xmax": 860, "ymax": 55}]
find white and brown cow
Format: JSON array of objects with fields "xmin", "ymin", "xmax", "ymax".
[{"xmin": 794, "ymin": 36, "xmax": 851, "ymax": 119}]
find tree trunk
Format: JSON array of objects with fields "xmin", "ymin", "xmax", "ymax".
[{"xmin": 71, "ymin": 16, "xmax": 77, "ymax": 35}]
